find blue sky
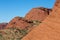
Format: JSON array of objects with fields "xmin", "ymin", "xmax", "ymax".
[{"xmin": 0, "ymin": 0, "xmax": 55, "ymax": 23}]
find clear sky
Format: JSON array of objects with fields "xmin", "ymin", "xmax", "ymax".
[{"xmin": 0, "ymin": 0, "xmax": 56, "ymax": 23}]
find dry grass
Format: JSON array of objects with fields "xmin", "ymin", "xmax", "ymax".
[
  {"xmin": 0, "ymin": 27, "xmax": 28, "ymax": 40},
  {"xmin": 0, "ymin": 20, "xmax": 41, "ymax": 40}
]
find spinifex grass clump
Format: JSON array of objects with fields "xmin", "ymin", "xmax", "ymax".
[{"xmin": 0, "ymin": 27, "xmax": 28, "ymax": 40}]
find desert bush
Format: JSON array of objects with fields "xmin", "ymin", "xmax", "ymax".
[
  {"xmin": 0, "ymin": 20, "xmax": 41, "ymax": 40},
  {"xmin": 0, "ymin": 27, "xmax": 28, "ymax": 40}
]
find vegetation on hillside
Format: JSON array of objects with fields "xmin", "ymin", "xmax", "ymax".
[{"xmin": 0, "ymin": 20, "xmax": 41, "ymax": 40}]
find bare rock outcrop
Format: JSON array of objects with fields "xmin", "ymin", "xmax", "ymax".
[
  {"xmin": 6, "ymin": 7, "xmax": 52, "ymax": 30},
  {"xmin": 22, "ymin": 0, "xmax": 60, "ymax": 40},
  {"xmin": 6, "ymin": 7, "xmax": 51, "ymax": 30},
  {"xmin": 6, "ymin": 16, "xmax": 31, "ymax": 30},
  {"xmin": 25, "ymin": 7, "xmax": 52, "ymax": 21},
  {"xmin": 0, "ymin": 23, "xmax": 8, "ymax": 29}
]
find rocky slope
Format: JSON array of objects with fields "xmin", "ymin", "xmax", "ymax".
[
  {"xmin": 25, "ymin": 7, "xmax": 52, "ymax": 21},
  {"xmin": 22, "ymin": 0, "xmax": 60, "ymax": 40},
  {"xmin": 6, "ymin": 16, "xmax": 41, "ymax": 30},
  {"xmin": 0, "ymin": 0, "xmax": 57, "ymax": 40},
  {"xmin": 6, "ymin": 16, "xmax": 31, "ymax": 30},
  {"xmin": 6, "ymin": 7, "xmax": 51, "ymax": 30},
  {"xmin": 0, "ymin": 7, "xmax": 52, "ymax": 40},
  {"xmin": 0, "ymin": 23, "xmax": 8, "ymax": 29},
  {"xmin": 0, "ymin": 17, "xmax": 41, "ymax": 40}
]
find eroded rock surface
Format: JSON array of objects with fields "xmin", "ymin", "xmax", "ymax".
[
  {"xmin": 22, "ymin": 0, "xmax": 60, "ymax": 40},
  {"xmin": 6, "ymin": 16, "xmax": 41, "ymax": 30},
  {"xmin": 25, "ymin": 7, "xmax": 52, "ymax": 21},
  {"xmin": 6, "ymin": 16, "xmax": 31, "ymax": 30}
]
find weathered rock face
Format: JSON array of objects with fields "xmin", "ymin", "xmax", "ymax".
[
  {"xmin": 6, "ymin": 16, "xmax": 31, "ymax": 30},
  {"xmin": 6, "ymin": 7, "xmax": 52, "ymax": 30},
  {"xmin": 0, "ymin": 17, "xmax": 41, "ymax": 40},
  {"xmin": 22, "ymin": 0, "xmax": 60, "ymax": 40},
  {"xmin": 0, "ymin": 23, "xmax": 8, "ymax": 29},
  {"xmin": 25, "ymin": 7, "xmax": 52, "ymax": 22}
]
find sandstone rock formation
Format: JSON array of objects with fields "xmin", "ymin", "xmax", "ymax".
[
  {"xmin": 22, "ymin": 0, "xmax": 60, "ymax": 40},
  {"xmin": 6, "ymin": 16, "xmax": 31, "ymax": 30},
  {"xmin": 25, "ymin": 7, "xmax": 52, "ymax": 21},
  {"xmin": 0, "ymin": 17, "xmax": 41, "ymax": 40},
  {"xmin": 6, "ymin": 16, "xmax": 40, "ymax": 30},
  {"xmin": 6, "ymin": 7, "xmax": 51, "ymax": 30},
  {"xmin": 0, "ymin": 23, "xmax": 8, "ymax": 29}
]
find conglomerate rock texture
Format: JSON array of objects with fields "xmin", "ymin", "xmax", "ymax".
[{"xmin": 22, "ymin": 0, "xmax": 60, "ymax": 40}]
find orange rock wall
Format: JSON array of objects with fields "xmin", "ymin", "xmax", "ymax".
[
  {"xmin": 22, "ymin": 0, "xmax": 60, "ymax": 40},
  {"xmin": 6, "ymin": 17, "xmax": 31, "ymax": 29},
  {"xmin": 25, "ymin": 7, "xmax": 51, "ymax": 21}
]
